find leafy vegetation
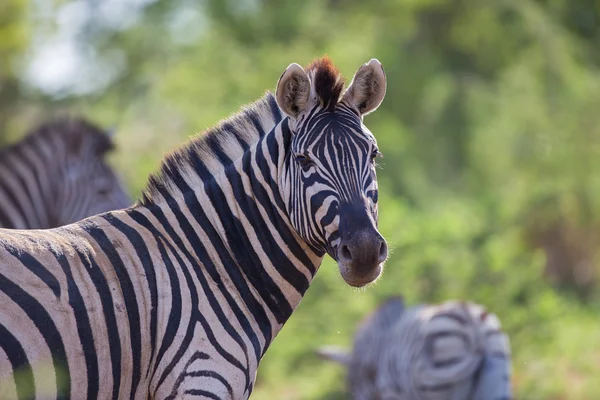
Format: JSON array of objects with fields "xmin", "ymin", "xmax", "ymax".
[{"xmin": 1, "ymin": 0, "xmax": 599, "ymax": 398}]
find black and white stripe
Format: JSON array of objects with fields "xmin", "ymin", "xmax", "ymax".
[
  {"xmin": 317, "ymin": 297, "xmax": 513, "ymax": 400},
  {"xmin": 0, "ymin": 57, "xmax": 387, "ymax": 399},
  {"xmin": 284, "ymin": 101, "xmax": 380, "ymax": 253},
  {"xmin": 0, "ymin": 117, "xmax": 130, "ymax": 229}
]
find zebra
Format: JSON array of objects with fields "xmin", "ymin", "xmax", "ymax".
[
  {"xmin": 0, "ymin": 56, "xmax": 388, "ymax": 399},
  {"xmin": 0, "ymin": 117, "xmax": 131, "ymax": 229},
  {"xmin": 317, "ymin": 297, "xmax": 513, "ymax": 400}
]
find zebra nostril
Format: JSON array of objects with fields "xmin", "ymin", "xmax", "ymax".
[
  {"xmin": 340, "ymin": 244, "xmax": 352, "ymax": 262},
  {"xmin": 378, "ymin": 240, "xmax": 388, "ymax": 263}
]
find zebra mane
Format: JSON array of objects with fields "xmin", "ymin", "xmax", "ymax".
[
  {"xmin": 306, "ymin": 56, "xmax": 346, "ymax": 112},
  {"xmin": 0, "ymin": 117, "xmax": 115, "ymax": 158},
  {"xmin": 140, "ymin": 92, "xmax": 283, "ymax": 206}
]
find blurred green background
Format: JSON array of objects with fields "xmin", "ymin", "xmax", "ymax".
[{"xmin": 1, "ymin": 0, "xmax": 600, "ymax": 398}]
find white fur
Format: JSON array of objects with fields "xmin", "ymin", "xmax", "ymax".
[
  {"xmin": 276, "ymin": 63, "xmax": 312, "ymax": 118},
  {"xmin": 343, "ymin": 58, "xmax": 387, "ymax": 116}
]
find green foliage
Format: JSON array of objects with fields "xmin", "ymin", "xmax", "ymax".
[
  {"xmin": 2, "ymin": 0, "xmax": 600, "ymax": 398},
  {"xmin": 0, "ymin": 0, "xmax": 29, "ymax": 143}
]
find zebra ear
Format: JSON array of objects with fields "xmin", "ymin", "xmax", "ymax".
[
  {"xmin": 342, "ymin": 59, "xmax": 386, "ymax": 116},
  {"xmin": 315, "ymin": 346, "xmax": 351, "ymax": 366},
  {"xmin": 276, "ymin": 63, "xmax": 311, "ymax": 118}
]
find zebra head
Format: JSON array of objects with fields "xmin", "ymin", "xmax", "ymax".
[
  {"xmin": 49, "ymin": 118, "xmax": 131, "ymax": 226},
  {"xmin": 276, "ymin": 57, "xmax": 388, "ymax": 287}
]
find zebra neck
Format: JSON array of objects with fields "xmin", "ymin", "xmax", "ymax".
[
  {"xmin": 203, "ymin": 122, "xmax": 324, "ymax": 321},
  {"xmin": 144, "ymin": 120, "xmax": 324, "ymax": 348}
]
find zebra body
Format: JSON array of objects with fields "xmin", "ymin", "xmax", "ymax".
[
  {"xmin": 317, "ymin": 297, "xmax": 512, "ymax": 400},
  {"xmin": 0, "ymin": 57, "xmax": 388, "ymax": 399},
  {"xmin": 0, "ymin": 118, "xmax": 130, "ymax": 229}
]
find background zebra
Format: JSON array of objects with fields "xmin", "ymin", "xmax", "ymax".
[
  {"xmin": 0, "ymin": 56, "xmax": 387, "ymax": 399},
  {"xmin": 317, "ymin": 297, "xmax": 512, "ymax": 400},
  {"xmin": 0, "ymin": 117, "xmax": 131, "ymax": 229}
]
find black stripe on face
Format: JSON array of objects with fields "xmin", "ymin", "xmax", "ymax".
[
  {"xmin": 286, "ymin": 108, "xmax": 377, "ymax": 249},
  {"xmin": 53, "ymin": 253, "xmax": 99, "ymax": 400},
  {"xmin": 319, "ymin": 134, "xmax": 359, "ymax": 201},
  {"xmin": 84, "ymin": 226, "xmax": 143, "ymax": 399},
  {"xmin": 0, "ymin": 273, "xmax": 71, "ymax": 398},
  {"xmin": 0, "ymin": 322, "xmax": 34, "ymax": 400}
]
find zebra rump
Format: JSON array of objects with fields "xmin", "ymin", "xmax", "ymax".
[{"xmin": 317, "ymin": 297, "xmax": 513, "ymax": 400}]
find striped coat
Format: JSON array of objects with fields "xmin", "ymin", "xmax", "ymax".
[
  {"xmin": 0, "ymin": 118, "xmax": 130, "ymax": 229},
  {"xmin": 0, "ymin": 57, "xmax": 388, "ymax": 399},
  {"xmin": 318, "ymin": 297, "xmax": 513, "ymax": 400}
]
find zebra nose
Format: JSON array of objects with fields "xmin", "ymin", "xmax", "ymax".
[{"xmin": 338, "ymin": 230, "xmax": 388, "ymax": 273}]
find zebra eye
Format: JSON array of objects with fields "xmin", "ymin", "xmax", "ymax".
[{"xmin": 295, "ymin": 154, "xmax": 314, "ymax": 167}]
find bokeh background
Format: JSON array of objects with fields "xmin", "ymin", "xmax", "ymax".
[{"xmin": 1, "ymin": 0, "xmax": 600, "ymax": 398}]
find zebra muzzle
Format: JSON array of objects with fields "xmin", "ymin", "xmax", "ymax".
[{"xmin": 336, "ymin": 229, "xmax": 388, "ymax": 287}]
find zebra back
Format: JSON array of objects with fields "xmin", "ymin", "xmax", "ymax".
[
  {"xmin": 317, "ymin": 297, "xmax": 512, "ymax": 400},
  {"xmin": 0, "ymin": 117, "xmax": 130, "ymax": 229}
]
